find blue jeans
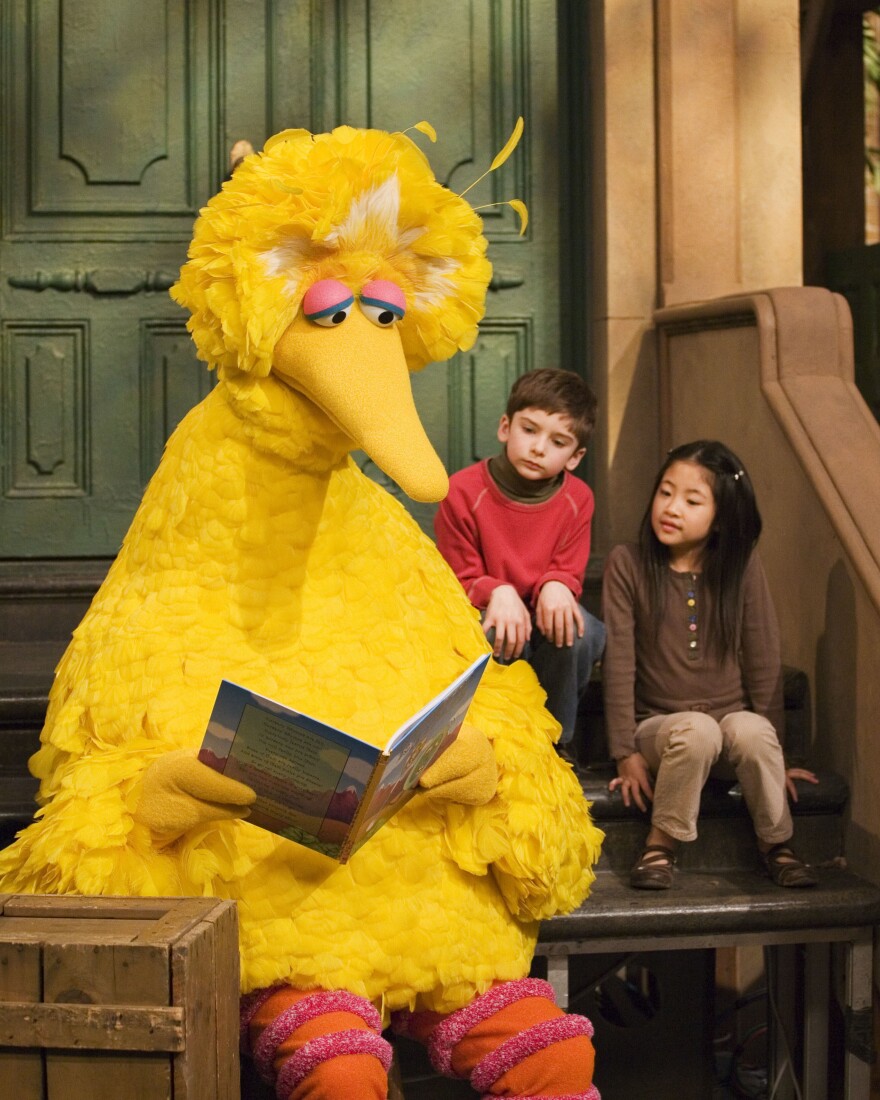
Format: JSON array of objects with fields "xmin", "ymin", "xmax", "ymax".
[{"xmin": 486, "ymin": 611, "xmax": 606, "ymax": 745}]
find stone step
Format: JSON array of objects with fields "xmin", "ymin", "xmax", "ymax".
[{"xmin": 580, "ymin": 762, "xmax": 848, "ymax": 872}]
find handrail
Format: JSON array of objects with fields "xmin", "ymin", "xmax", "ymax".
[{"xmin": 654, "ymin": 287, "xmax": 880, "ymax": 615}]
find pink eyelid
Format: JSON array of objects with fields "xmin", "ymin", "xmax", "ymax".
[
  {"xmin": 361, "ymin": 280, "xmax": 406, "ymax": 314},
  {"xmin": 303, "ymin": 279, "xmax": 354, "ymax": 319}
]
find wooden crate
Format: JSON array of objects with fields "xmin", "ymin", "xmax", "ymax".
[{"xmin": 0, "ymin": 894, "xmax": 239, "ymax": 1099}]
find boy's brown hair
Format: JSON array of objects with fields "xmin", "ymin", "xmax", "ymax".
[{"xmin": 506, "ymin": 368, "xmax": 597, "ymax": 448}]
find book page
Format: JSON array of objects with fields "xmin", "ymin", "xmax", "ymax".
[
  {"xmin": 199, "ymin": 682, "xmax": 380, "ymax": 860},
  {"xmin": 345, "ymin": 653, "xmax": 490, "ymax": 856}
]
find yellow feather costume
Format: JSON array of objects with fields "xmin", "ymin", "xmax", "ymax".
[{"xmin": 0, "ymin": 127, "xmax": 603, "ymax": 1019}]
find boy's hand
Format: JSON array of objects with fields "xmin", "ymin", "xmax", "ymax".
[
  {"xmin": 483, "ymin": 585, "xmax": 532, "ymax": 660},
  {"xmin": 535, "ymin": 580, "xmax": 584, "ymax": 648}
]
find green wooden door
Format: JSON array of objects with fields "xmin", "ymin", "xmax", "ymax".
[
  {"xmin": 1, "ymin": 0, "xmax": 569, "ymax": 554},
  {"xmin": 0, "ymin": 0, "xmax": 221, "ymax": 557},
  {"xmin": 826, "ymin": 243, "xmax": 880, "ymax": 421}
]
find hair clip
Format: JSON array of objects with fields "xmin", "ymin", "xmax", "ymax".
[{"xmin": 732, "ymin": 470, "xmax": 744, "ymax": 480}]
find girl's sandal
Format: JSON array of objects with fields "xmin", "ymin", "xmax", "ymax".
[
  {"xmin": 629, "ymin": 844, "xmax": 676, "ymax": 890},
  {"xmin": 761, "ymin": 843, "xmax": 818, "ymax": 888}
]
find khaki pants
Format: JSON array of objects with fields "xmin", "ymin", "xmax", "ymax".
[{"xmin": 635, "ymin": 710, "xmax": 793, "ymax": 845}]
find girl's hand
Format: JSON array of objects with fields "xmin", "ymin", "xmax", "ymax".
[
  {"xmin": 483, "ymin": 585, "xmax": 532, "ymax": 660},
  {"xmin": 609, "ymin": 752, "xmax": 654, "ymax": 813},
  {"xmin": 785, "ymin": 766, "xmax": 818, "ymax": 802}
]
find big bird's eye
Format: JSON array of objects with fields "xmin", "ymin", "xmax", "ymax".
[
  {"xmin": 303, "ymin": 279, "xmax": 355, "ymax": 327},
  {"xmin": 360, "ymin": 280, "xmax": 406, "ymax": 327}
]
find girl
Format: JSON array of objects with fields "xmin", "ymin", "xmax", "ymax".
[{"xmin": 603, "ymin": 440, "xmax": 818, "ymax": 890}]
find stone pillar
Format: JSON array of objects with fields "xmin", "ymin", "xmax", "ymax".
[
  {"xmin": 656, "ymin": 0, "xmax": 803, "ymax": 305},
  {"xmin": 588, "ymin": 0, "xmax": 803, "ymax": 549},
  {"xmin": 589, "ymin": 0, "xmax": 660, "ymax": 550}
]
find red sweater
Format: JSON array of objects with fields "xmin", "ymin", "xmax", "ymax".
[{"xmin": 434, "ymin": 459, "xmax": 594, "ymax": 611}]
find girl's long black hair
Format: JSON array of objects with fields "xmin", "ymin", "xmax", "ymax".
[{"xmin": 638, "ymin": 440, "xmax": 762, "ymax": 660}]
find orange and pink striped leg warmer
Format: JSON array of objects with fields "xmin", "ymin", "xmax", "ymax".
[
  {"xmin": 241, "ymin": 986, "xmax": 392, "ymax": 1100},
  {"xmin": 241, "ymin": 978, "xmax": 599, "ymax": 1100},
  {"xmin": 398, "ymin": 978, "xmax": 600, "ymax": 1099}
]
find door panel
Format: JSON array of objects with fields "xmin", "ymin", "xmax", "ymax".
[
  {"xmin": 39, "ymin": 1, "xmax": 183, "ymax": 209},
  {"xmin": 1, "ymin": 0, "xmax": 562, "ymax": 553},
  {"xmin": 5, "ymin": 322, "xmax": 88, "ymax": 497},
  {"xmin": 11, "ymin": 0, "xmax": 218, "ymax": 234}
]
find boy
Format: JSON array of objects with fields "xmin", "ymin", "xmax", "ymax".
[{"xmin": 435, "ymin": 368, "xmax": 605, "ymax": 751}]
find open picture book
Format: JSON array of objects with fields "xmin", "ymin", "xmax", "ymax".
[{"xmin": 198, "ymin": 653, "xmax": 490, "ymax": 862}]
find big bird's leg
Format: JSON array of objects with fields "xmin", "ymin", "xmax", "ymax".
[
  {"xmin": 398, "ymin": 979, "xmax": 600, "ymax": 1099},
  {"xmin": 241, "ymin": 987, "xmax": 392, "ymax": 1100}
]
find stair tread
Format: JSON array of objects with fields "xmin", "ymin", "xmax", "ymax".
[
  {"xmin": 538, "ymin": 864, "xmax": 880, "ymax": 943},
  {"xmin": 0, "ymin": 640, "xmax": 65, "ymax": 718},
  {"xmin": 579, "ymin": 762, "xmax": 847, "ymax": 819},
  {"xmin": 0, "ymin": 775, "xmax": 40, "ymax": 817}
]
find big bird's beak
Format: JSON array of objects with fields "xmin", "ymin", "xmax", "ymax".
[{"xmin": 273, "ymin": 308, "xmax": 449, "ymax": 503}]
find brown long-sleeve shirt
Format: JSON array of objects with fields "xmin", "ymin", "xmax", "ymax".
[{"xmin": 601, "ymin": 543, "xmax": 785, "ymax": 760}]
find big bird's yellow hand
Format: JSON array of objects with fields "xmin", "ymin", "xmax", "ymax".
[
  {"xmin": 418, "ymin": 723, "xmax": 498, "ymax": 806},
  {"xmin": 134, "ymin": 750, "xmax": 257, "ymax": 841}
]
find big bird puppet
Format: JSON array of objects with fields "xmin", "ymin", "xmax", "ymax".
[{"xmin": 0, "ymin": 124, "xmax": 603, "ymax": 1100}]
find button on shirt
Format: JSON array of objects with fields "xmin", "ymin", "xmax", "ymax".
[{"xmin": 600, "ymin": 543, "xmax": 785, "ymax": 760}]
